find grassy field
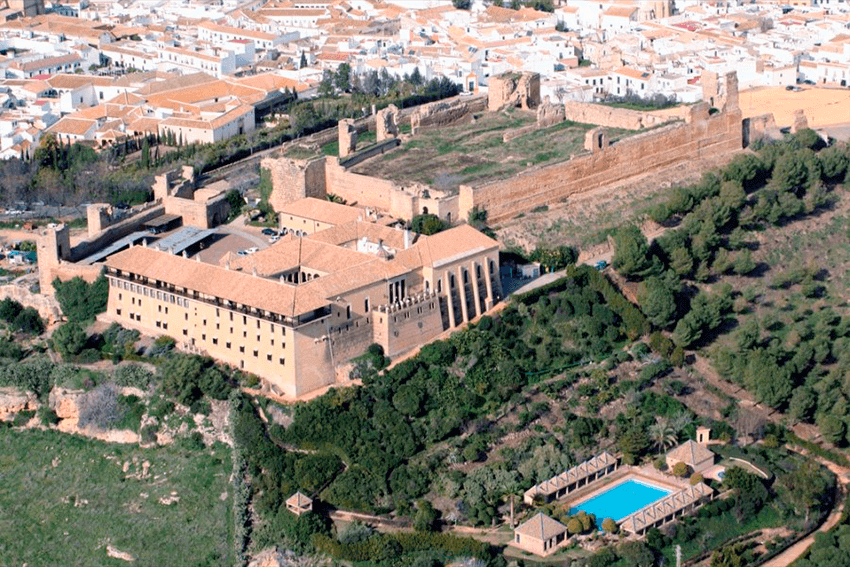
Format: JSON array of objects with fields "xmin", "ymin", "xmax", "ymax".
[
  {"xmin": 352, "ymin": 109, "xmax": 634, "ymax": 192},
  {"xmin": 0, "ymin": 428, "xmax": 234, "ymax": 566}
]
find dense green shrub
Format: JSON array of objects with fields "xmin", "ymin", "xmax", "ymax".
[
  {"xmin": 52, "ymin": 322, "xmax": 88, "ymax": 359},
  {"xmin": 53, "ymin": 274, "xmax": 108, "ymax": 323},
  {"xmin": 0, "ymin": 298, "xmax": 44, "ymax": 335},
  {"xmin": 113, "ymin": 364, "xmax": 154, "ymax": 389}
]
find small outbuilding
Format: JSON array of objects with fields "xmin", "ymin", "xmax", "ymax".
[
  {"xmin": 286, "ymin": 492, "xmax": 313, "ymax": 516},
  {"xmin": 666, "ymin": 440, "xmax": 715, "ymax": 475},
  {"xmin": 512, "ymin": 512, "xmax": 568, "ymax": 556}
]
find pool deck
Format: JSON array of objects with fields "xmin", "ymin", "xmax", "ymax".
[{"xmin": 558, "ymin": 466, "xmax": 688, "ymax": 511}]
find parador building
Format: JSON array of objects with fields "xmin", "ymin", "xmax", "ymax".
[{"xmin": 101, "ymin": 197, "xmax": 501, "ymax": 398}]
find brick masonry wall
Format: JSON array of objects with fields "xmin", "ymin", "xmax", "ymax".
[{"xmin": 462, "ymin": 107, "xmax": 743, "ymax": 224}]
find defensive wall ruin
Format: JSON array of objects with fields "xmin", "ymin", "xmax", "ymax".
[
  {"xmin": 261, "ymin": 72, "xmax": 744, "ymax": 227},
  {"xmin": 459, "ymin": 97, "xmax": 742, "ymax": 224},
  {"xmin": 562, "ymin": 100, "xmax": 672, "ymax": 130}
]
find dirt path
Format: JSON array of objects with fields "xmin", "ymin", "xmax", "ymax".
[
  {"xmin": 762, "ymin": 452, "xmax": 850, "ymax": 567},
  {"xmin": 329, "ymin": 509, "xmax": 511, "ymax": 545}
]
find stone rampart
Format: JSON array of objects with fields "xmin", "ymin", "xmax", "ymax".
[
  {"xmin": 742, "ymin": 113, "xmax": 780, "ymax": 147},
  {"xmin": 41, "ymin": 262, "xmax": 103, "ymax": 297},
  {"xmin": 324, "ymin": 158, "xmax": 395, "ymax": 210},
  {"xmin": 69, "ymin": 204, "xmax": 165, "ymax": 262},
  {"xmin": 338, "ymin": 138, "xmax": 401, "ymax": 169},
  {"xmin": 461, "ymin": 106, "xmax": 742, "ymax": 223},
  {"xmin": 563, "ymin": 100, "xmax": 671, "ymax": 130}
]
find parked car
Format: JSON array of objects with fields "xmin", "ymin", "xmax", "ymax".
[
  {"xmin": 261, "ymin": 228, "xmax": 277, "ymax": 236},
  {"xmin": 269, "ymin": 235, "xmax": 280, "ymax": 243},
  {"xmin": 245, "ymin": 247, "xmax": 259, "ymax": 254}
]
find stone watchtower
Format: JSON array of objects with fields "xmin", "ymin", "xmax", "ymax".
[
  {"xmin": 86, "ymin": 204, "xmax": 112, "ymax": 237},
  {"xmin": 488, "ymin": 72, "xmax": 541, "ymax": 112},
  {"xmin": 36, "ymin": 224, "xmax": 71, "ymax": 295},
  {"xmin": 338, "ymin": 119, "xmax": 358, "ymax": 158},
  {"xmin": 701, "ymin": 71, "xmax": 739, "ymax": 112}
]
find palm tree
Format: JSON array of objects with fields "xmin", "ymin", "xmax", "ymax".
[{"xmin": 649, "ymin": 418, "xmax": 678, "ymax": 454}]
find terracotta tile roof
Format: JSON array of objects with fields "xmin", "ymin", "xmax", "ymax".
[
  {"xmin": 515, "ymin": 513, "xmax": 567, "ymax": 540},
  {"xmin": 104, "ymin": 245, "xmax": 325, "ymax": 317},
  {"xmin": 279, "ymin": 197, "xmax": 366, "ymax": 226},
  {"xmin": 127, "ymin": 117, "xmax": 161, "ymax": 134},
  {"xmin": 286, "ymin": 492, "xmax": 312, "ymax": 507},
  {"xmin": 234, "ymin": 72, "xmax": 309, "ymax": 93},
  {"xmin": 134, "ymin": 72, "xmax": 218, "ymax": 96},
  {"xmin": 46, "ymin": 74, "xmax": 114, "ymax": 89},
  {"xmin": 604, "ymin": 6, "xmax": 638, "ymax": 18},
  {"xmin": 159, "ymin": 104, "xmax": 253, "ymax": 131},
  {"xmin": 666, "ymin": 440, "xmax": 714, "ymax": 466},
  {"xmin": 260, "ymin": 8, "xmax": 326, "ymax": 17},
  {"xmin": 614, "ymin": 67, "xmax": 652, "ymax": 80},
  {"xmin": 47, "ymin": 117, "xmax": 96, "ymax": 136},
  {"xmin": 19, "ymin": 80, "xmax": 52, "ymax": 93},
  {"xmin": 416, "ymin": 224, "xmax": 499, "ymax": 267},
  {"xmin": 13, "ymin": 53, "xmax": 82, "ymax": 73},
  {"xmin": 105, "ymin": 91, "xmax": 145, "ymax": 105},
  {"xmin": 228, "ymin": 237, "xmax": 377, "ymax": 277}
]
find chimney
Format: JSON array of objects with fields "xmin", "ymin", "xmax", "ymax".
[
  {"xmin": 182, "ymin": 250, "xmax": 188, "ymax": 258},
  {"xmin": 404, "ymin": 229, "xmax": 410, "ymax": 250},
  {"xmin": 252, "ymin": 267, "xmax": 258, "ymax": 277},
  {"xmin": 225, "ymin": 260, "xmax": 231, "ymax": 270}
]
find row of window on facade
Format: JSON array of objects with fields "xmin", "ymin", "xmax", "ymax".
[
  {"xmin": 118, "ymin": 308, "xmax": 288, "ymax": 367},
  {"xmin": 114, "ymin": 277, "xmax": 288, "ymax": 335}
]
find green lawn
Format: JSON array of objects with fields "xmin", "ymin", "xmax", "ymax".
[{"xmin": 0, "ymin": 428, "xmax": 234, "ymax": 566}]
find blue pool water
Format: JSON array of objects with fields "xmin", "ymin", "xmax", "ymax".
[{"xmin": 569, "ymin": 479, "xmax": 672, "ymax": 521}]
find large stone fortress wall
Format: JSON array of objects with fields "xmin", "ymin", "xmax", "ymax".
[{"xmin": 459, "ymin": 73, "xmax": 742, "ymax": 224}]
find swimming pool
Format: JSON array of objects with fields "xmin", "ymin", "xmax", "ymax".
[{"xmin": 569, "ymin": 478, "xmax": 673, "ymax": 521}]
